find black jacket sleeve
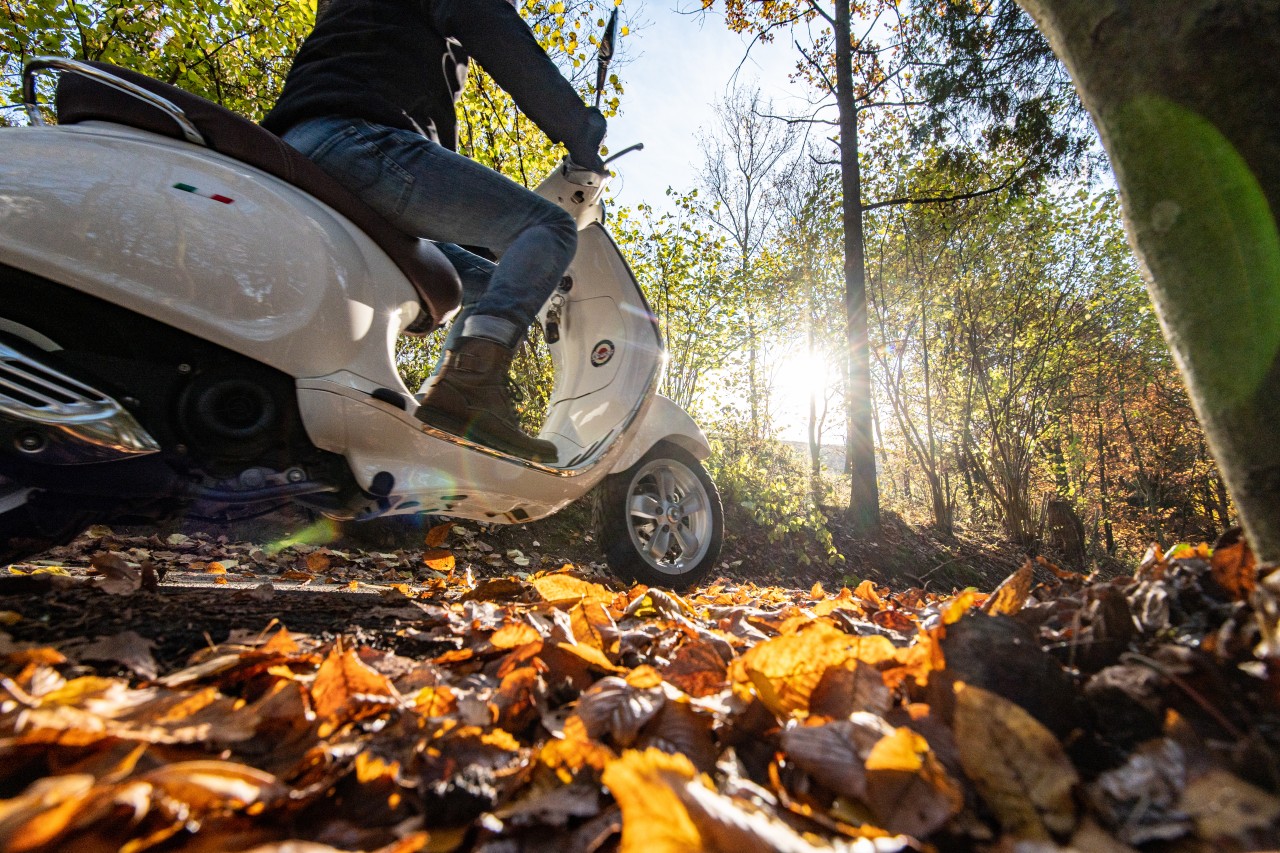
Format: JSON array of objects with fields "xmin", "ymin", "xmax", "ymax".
[{"xmin": 428, "ymin": 0, "xmax": 600, "ymax": 149}]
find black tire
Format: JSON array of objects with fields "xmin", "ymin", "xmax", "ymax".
[
  {"xmin": 592, "ymin": 443, "xmax": 723, "ymax": 589},
  {"xmin": 0, "ymin": 483, "xmax": 97, "ymax": 567}
]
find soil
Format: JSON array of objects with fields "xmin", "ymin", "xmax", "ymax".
[{"xmin": 0, "ymin": 496, "xmax": 1071, "ymax": 673}]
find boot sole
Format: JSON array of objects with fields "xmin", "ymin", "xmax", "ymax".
[{"xmin": 416, "ymin": 406, "xmax": 558, "ymax": 464}]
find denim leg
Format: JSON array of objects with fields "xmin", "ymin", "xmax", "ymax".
[
  {"xmin": 434, "ymin": 243, "xmax": 493, "ymax": 371},
  {"xmin": 282, "ymin": 116, "xmax": 576, "ymax": 347}
]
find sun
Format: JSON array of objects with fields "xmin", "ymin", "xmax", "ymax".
[{"xmin": 770, "ymin": 348, "xmax": 839, "ymax": 441}]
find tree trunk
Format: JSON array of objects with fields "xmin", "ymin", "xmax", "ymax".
[
  {"xmin": 835, "ymin": 0, "xmax": 881, "ymax": 534},
  {"xmin": 1016, "ymin": 0, "xmax": 1280, "ymax": 560}
]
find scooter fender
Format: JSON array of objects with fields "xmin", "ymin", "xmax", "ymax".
[{"xmin": 608, "ymin": 394, "xmax": 711, "ymax": 474}]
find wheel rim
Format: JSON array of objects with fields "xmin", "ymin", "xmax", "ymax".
[{"xmin": 624, "ymin": 457, "xmax": 713, "ymax": 576}]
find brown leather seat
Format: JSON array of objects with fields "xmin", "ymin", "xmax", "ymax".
[{"xmin": 54, "ymin": 61, "xmax": 461, "ymax": 331}]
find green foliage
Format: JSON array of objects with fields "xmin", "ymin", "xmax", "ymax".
[
  {"xmin": 2, "ymin": 0, "xmax": 315, "ymax": 118},
  {"xmin": 705, "ymin": 417, "xmax": 841, "ymax": 564}
]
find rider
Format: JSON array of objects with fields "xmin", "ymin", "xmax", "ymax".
[{"xmin": 262, "ymin": 0, "xmax": 608, "ymax": 463}]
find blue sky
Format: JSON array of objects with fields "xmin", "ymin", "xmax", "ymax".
[{"xmin": 604, "ymin": 2, "xmax": 809, "ymax": 209}]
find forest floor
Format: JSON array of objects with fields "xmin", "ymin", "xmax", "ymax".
[{"xmin": 0, "ymin": 504, "xmax": 1277, "ymax": 852}]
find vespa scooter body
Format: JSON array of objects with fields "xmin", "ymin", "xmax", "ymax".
[{"xmin": 0, "ymin": 60, "xmax": 709, "ymax": 530}]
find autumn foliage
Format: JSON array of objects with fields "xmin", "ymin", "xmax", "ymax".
[{"xmin": 1, "ymin": 533, "xmax": 1279, "ymax": 852}]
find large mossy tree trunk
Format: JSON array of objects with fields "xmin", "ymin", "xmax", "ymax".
[{"xmin": 1016, "ymin": 1, "xmax": 1280, "ymax": 560}]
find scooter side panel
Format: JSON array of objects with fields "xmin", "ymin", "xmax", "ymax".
[
  {"xmin": 541, "ymin": 224, "xmax": 663, "ymax": 452},
  {"xmin": 0, "ymin": 123, "xmax": 417, "ymax": 382}
]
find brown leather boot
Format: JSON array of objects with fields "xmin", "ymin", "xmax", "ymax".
[{"xmin": 415, "ymin": 337, "xmax": 558, "ymax": 463}]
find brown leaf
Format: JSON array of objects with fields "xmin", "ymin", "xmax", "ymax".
[
  {"xmin": 954, "ymin": 682, "xmax": 1079, "ymax": 840},
  {"xmin": 304, "ymin": 552, "xmax": 331, "ymax": 574},
  {"xmin": 91, "ymin": 552, "xmax": 140, "ymax": 596},
  {"xmin": 809, "ymin": 661, "xmax": 892, "ymax": 720},
  {"xmin": 1180, "ymin": 768, "xmax": 1280, "ymax": 842},
  {"xmin": 70, "ymin": 631, "xmax": 158, "ymax": 680},
  {"xmin": 780, "ymin": 714, "xmax": 893, "ymax": 801},
  {"xmin": 982, "ymin": 560, "xmax": 1033, "ymax": 617},
  {"xmin": 1088, "ymin": 738, "xmax": 1190, "ymax": 845},
  {"xmin": 662, "ymin": 640, "xmax": 728, "ymax": 698},
  {"xmin": 576, "ymin": 677, "xmax": 664, "ymax": 748},
  {"xmin": 141, "ymin": 759, "xmax": 284, "ymax": 811},
  {"xmin": 864, "ymin": 727, "xmax": 963, "ymax": 838}
]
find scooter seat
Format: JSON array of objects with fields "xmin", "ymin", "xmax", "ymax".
[{"xmin": 53, "ymin": 61, "xmax": 461, "ymax": 331}]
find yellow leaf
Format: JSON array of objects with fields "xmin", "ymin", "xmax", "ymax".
[
  {"xmin": 983, "ymin": 560, "xmax": 1033, "ymax": 616},
  {"xmin": 491, "ymin": 621, "xmax": 541, "ymax": 649},
  {"xmin": 811, "ymin": 581, "xmax": 825, "ymax": 599},
  {"xmin": 942, "ymin": 589, "xmax": 979, "ymax": 624},
  {"xmin": 729, "ymin": 619, "xmax": 896, "ymax": 716},
  {"xmin": 603, "ymin": 749, "xmax": 705, "ymax": 853},
  {"xmin": 531, "ymin": 574, "xmax": 616, "ymax": 607},
  {"xmin": 954, "ymin": 682, "xmax": 1078, "ymax": 840},
  {"xmin": 207, "ymin": 562, "xmax": 227, "ymax": 574}
]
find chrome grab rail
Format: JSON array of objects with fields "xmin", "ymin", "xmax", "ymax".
[{"xmin": 23, "ymin": 56, "xmax": 207, "ymax": 147}]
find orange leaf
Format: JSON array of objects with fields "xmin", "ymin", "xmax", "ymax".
[
  {"xmin": 423, "ymin": 548, "xmax": 455, "ymax": 572},
  {"xmin": 1210, "ymin": 529, "xmax": 1257, "ymax": 601},
  {"xmin": 311, "ymin": 646, "xmax": 398, "ymax": 728},
  {"xmin": 602, "ymin": 749, "xmax": 706, "ymax": 852},
  {"xmin": 853, "ymin": 579, "xmax": 885, "ymax": 608},
  {"xmin": 305, "ymin": 552, "xmax": 331, "ymax": 573},
  {"xmin": 206, "ymin": 562, "xmax": 227, "ymax": 575},
  {"xmin": 424, "ymin": 521, "xmax": 453, "ymax": 548}
]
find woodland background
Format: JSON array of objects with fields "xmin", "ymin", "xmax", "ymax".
[{"xmin": 0, "ymin": 0, "xmax": 1234, "ymax": 567}]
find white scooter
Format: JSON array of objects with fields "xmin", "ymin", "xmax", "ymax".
[{"xmin": 0, "ymin": 53, "xmax": 724, "ymax": 587}]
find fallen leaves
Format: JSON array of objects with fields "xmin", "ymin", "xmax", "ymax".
[
  {"xmin": 954, "ymin": 682, "xmax": 1079, "ymax": 840},
  {"xmin": 0, "ymin": 539, "xmax": 1277, "ymax": 852}
]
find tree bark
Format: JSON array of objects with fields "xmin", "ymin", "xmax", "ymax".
[
  {"xmin": 835, "ymin": 0, "xmax": 881, "ymax": 534},
  {"xmin": 1017, "ymin": 0, "xmax": 1280, "ymax": 560}
]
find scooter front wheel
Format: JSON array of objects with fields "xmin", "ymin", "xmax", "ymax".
[{"xmin": 593, "ymin": 443, "xmax": 723, "ymax": 589}]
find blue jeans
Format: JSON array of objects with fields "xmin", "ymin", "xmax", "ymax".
[{"xmin": 282, "ymin": 116, "xmax": 577, "ymax": 348}]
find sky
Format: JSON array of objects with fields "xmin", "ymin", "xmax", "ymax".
[
  {"xmin": 599, "ymin": 3, "xmax": 828, "ymax": 441},
  {"xmin": 603, "ymin": 2, "xmax": 810, "ymax": 210}
]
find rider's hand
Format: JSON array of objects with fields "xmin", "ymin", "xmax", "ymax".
[{"xmin": 566, "ymin": 107, "xmax": 608, "ymax": 173}]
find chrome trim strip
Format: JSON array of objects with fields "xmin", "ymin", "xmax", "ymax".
[
  {"xmin": 23, "ymin": 57, "xmax": 206, "ymax": 146},
  {"xmin": 0, "ymin": 341, "xmax": 162, "ymax": 464}
]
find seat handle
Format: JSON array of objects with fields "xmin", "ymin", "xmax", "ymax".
[{"xmin": 23, "ymin": 56, "xmax": 206, "ymax": 147}]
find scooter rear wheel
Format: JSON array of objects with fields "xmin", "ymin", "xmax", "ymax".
[{"xmin": 593, "ymin": 443, "xmax": 723, "ymax": 589}]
